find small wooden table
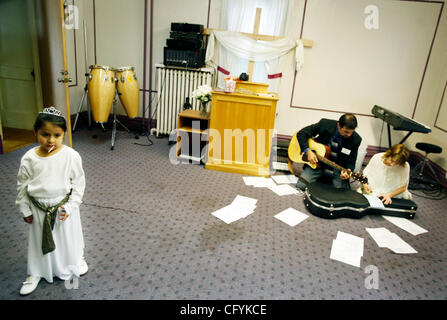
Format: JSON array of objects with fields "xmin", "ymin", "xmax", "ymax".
[{"xmin": 176, "ymin": 109, "xmax": 210, "ymax": 163}]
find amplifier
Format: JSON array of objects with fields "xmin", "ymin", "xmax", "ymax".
[
  {"xmin": 166, "ymin": 38, "xmax": 203, "ymax": 50},
  {"xmin": 170, "ymin": 31, "xmax": 204, "ymax": 41},
  {"xmin": 163, "ymin": 47, "xmax": 205, "ymax": 68},
  {"xmin": 171, "ymin": 22, "xmax": 204, "ymax": 34}
]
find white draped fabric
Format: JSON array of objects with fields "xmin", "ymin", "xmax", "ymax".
[
  {"xmin": 206, "ymin": 30, "xmax": 304, "ymax": 92},
  {"xmin": 220, "ymin": 0, "xmax": 290, "ymax": 36},
  {"xmin": 207, "ymin": 0, "xmax": 302, "ymax": 92}
]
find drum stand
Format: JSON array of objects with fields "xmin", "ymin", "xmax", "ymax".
[
  {"xmin": 110, "ymin": 93, "xmax": 131, "ymax": 150},
  {"xmin": 72, "ymin": 83, "xmax": 95, "ymax": 132}
]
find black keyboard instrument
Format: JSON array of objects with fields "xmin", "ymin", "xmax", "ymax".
[{"xmin": 371, "ymin": 105, "xmax": 431, "ymax": 147}]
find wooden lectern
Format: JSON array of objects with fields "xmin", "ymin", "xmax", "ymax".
[{"xmin": 205, "ymin": 82, "xmax": 278, "ymax": 177}]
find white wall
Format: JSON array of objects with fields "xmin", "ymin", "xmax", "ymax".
[
  {"xmin": 275, "ymin": 0, "xmax": 447, "ymax": 171},
  {"xmin": 63, "ymin": 0, "xmax": 447, "ymax": 171},
  {"xmin": 66, "ymin": 0, "xmax": 147, "ymax": 120}
]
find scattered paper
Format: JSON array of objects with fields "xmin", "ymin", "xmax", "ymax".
[
  {"xmin": 363, "ymin": 194, "xmax": 385, "ymax": 208},
  {"xmin": 242, "ymin": 177, "xmax": 276, "ymax": 188},
  {"xmin": 274, "ymin": 208, "xmax": 309, "ymax": 227},
  {"xmin": 330, "ymin": 239, "xmax": 362, "ymax": 268},
  {"xmin": 386, "ymin": 233, "xmax": 418, "ymax": 254},
  {"xmin": 329, "ymin": 231, "xmax": 364, "ymax": 268},
  {"xmin": 211, "ymin": 195, "xmax": 257, "ymax": 224},
  {"xmin": 366, "ymin": 227, "xmax": 417, "ymax": 254},
  {"xmin": 271, "ymin": 175, "xmax": 298, "ymax": 185},
  {"xmin": 272, "ymin": 161, "xmax": 289, "ymax": 171},
  {"xmin": 268, "ymin": 184, "xmax": 300, "ymax": 196},
  {"xmin": 382, "ymin": 216, "xmax": 428, "ymax": 236},
  {"xmin": 242, "ymin": 176, "xmax": 266, "ymax": 186},
  {"xmin": 243, "ymin": 176, "xmax": 300, "ymax": 196},
  {"xmin": 364, "ymin": 227, "xmax": 391, "ymax": 248}
]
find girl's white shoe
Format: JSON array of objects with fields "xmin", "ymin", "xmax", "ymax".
[
  {"xmin": 20, "ymin": 276, "xmax": 41, "ymax": 296},
  {"xmin": 79, "ymin": 257, "xmax": 88, "ymax": 276}
]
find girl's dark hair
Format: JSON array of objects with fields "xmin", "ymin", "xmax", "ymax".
[{"xmin": 34, "ymin": 113, "xmax": 67, "ymax": 132}]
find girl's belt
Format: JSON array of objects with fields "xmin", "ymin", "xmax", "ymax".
[{"xmin": 29, "ymin": 190, "xmax": 72, "ymax": 255}]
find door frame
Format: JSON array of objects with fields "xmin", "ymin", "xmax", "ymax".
[{"xmin": 0, "ymin": 0, "xmax": 72, "ymax": 154}]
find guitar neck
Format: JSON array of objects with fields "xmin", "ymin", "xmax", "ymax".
[{"xmin": 316, "ymin": 154, "xmax": 346, "ymax": 172}]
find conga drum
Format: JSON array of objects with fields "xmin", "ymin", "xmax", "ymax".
[
  {"xmin": 88, "ymin": 65, "xmax": 116, "ymax": 123},
  {"xmin": 115, "ymin": 66, "xmax": 139, "ymax": 118}
]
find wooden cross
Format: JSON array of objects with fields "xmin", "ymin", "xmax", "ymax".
[{"xmin": 204, "ymin": 7, "xmax": 313, "ymax": 81}]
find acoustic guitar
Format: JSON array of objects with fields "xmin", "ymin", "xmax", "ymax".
[{"xmin": 288, "ymin": 130, "xmax": 368, "ymax": 184}]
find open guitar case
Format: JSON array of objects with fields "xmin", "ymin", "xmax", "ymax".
[{"xmin": 303, "ymin": 182, "xmax": 417, "ymax": 219}]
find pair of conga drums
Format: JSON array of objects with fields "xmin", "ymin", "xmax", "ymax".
[{"xmin": 88, "ymin": 65, "xmax": 139, "ymax": 123}]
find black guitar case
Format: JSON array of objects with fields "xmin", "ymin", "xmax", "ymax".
[{"xmin": 303, "ymin": 182, "xmax": 417, "ymax": 219}]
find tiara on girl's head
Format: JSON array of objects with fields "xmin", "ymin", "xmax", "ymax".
[{"xmin": 40, "ymin": 106, "xmax": 63, "ymax": 117}]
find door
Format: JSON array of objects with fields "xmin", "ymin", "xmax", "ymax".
[
  {"xmin": 0, "ymin": 0, "xmax": 73, "ymax": 154},
  {"xmin": 0, "ymin": 0, "xmax": 43, "ymax": 153}
]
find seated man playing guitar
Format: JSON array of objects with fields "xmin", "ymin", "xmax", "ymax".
[{"xmin": 292, "ymin": 113, "xmax": 363, "ymax": 191}]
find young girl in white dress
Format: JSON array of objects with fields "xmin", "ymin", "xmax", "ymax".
[
  {"xmin": 16, "ymin": 107, "xmax": 88, "ymax": 295},
  {"xmin": 359, "ymin": 144, "xmax": 412, "ymax": 205}
]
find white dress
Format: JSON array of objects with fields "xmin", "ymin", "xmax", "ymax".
[
  {"xmin": 16, "ymin": 145, "xmax": 86, "ymax": 282},
  {"xmin": 359, "ymin": 152, "xmax": 412, "ymax": 199}
]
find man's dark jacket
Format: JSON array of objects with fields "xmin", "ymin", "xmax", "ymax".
[{"xmin": 296, "ymin": 118, "xmax": 362, "ymax": 171}]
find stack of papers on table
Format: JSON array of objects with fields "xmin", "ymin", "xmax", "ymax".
[
  {"xmin": 330, "ymin": 231, "xmax": 364, "ymax": 268},
  {"xmin": 242, "ymin": 176, "xmax": 300, "ymax": 196},
  {"xmin": 274, "ymin": 208, "xmax": 309, "ymax": 227},
  {"xmin": 211, "ymin": 195, "xmax": 258, "ymax": 224},
  {"xmin": 366, "ymin": 227, "xmax": 417, "ymax": 254}
]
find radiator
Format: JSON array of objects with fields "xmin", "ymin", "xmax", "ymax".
[{"xmin": 155, "ymin": 64, "xmax": 214, "ymax": 136}]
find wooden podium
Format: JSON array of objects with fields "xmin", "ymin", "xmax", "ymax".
[{"xmin": 205, "ymin": 83, "xmax": 278, "ymax": 177}]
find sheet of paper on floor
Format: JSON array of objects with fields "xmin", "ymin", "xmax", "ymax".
[
  {"xmin": 274, "ymin": 208, "xmax": 309, "ymax": 227},
  {"xmin": 231, "ymin": 195, "xmax": 258, "ymax": 217},
  {"xmin": 272, "ymin": 161, "xmax": 289, "ymax": 171},
  {"xmin": 365, "ymin": 227, "xmax": 417, "ymax": 254},
  {"xmin": 211, "ymin": 195, "xmax": 257, "ymax": 224},
  {"xmin": 242, "ymin": 177, "xmax": 276, "ymax": 188},
  {"xmin": 268, "ymin": 184, "xmax": 299, "ymax": 196},
  {"xmin": 364, "ymin": 227, "xmax": 391, "ymax": 248},
  {"xmin": 271, "ymin": 175, "xmax": 298, "ymax": 184},
  {"xmin": 329, "ymin": 231, "xmax": 364, "ymax": 268},
  {"xmin": 242, "ymin": 176, "xmax": 266, "ymax": 186},
  {"xmin": 382, "ymin": 216, "xmax": 428, "ymax": 236}
]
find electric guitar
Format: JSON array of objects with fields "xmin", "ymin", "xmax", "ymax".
[{"xmin": 288, "ymin": 130, "xmax": 368, "ymax": 184}]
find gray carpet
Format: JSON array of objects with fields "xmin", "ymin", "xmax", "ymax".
[{"xmin": 1, "ymin": 127, "xmax": 446, "ymax": 300}]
